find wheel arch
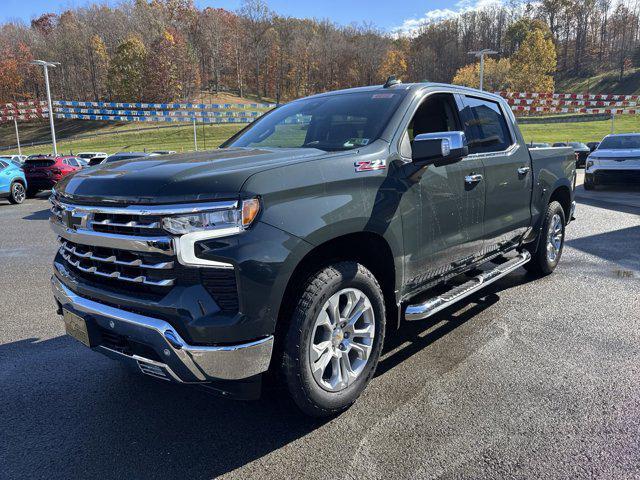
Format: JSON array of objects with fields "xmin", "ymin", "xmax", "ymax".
[
  {"xmin": 548, "ymin": 185, "xmax": 572, "ymax": 221},
  {"xmin": 274, "ymin": 231, "xmax": 399, "ymax": 356}
]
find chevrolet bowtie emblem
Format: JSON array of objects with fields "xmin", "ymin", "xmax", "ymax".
[{"xmin": 63, "ymin": 208, "xmax": 89, "ymax": 230}]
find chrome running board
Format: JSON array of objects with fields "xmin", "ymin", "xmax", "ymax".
[{"xmin": 404, "ymin": 251, "xmax": 531, "ymax": 321}]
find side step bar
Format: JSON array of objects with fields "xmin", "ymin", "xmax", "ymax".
[{"xmin": 404, "ymin": 251, "xmax": 531, "ymax": 321}]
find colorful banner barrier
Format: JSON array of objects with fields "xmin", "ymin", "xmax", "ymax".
[
  {"xmin": 53, "ymin": 100, "xmax": 275, "ymax": 109},
  {"xmin": 54, "ymin": 113, "xmax": 255, "ymax": 123},
  {"xmin": 55, "ymin": 107, "xmax": 261, "ymax": 118}
]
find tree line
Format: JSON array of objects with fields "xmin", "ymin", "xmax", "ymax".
[{"xmin": 0, "ymin": 0, "xmax": 639, "ymax": 106}]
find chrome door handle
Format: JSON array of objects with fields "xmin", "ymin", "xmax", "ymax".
[
  {"xmin": 517, "ymin": 166, "xmax": 530, "ymax": 175},
  {"xmin": 465, "ymin": 174, "xmax": 483, "ymax": 184}
]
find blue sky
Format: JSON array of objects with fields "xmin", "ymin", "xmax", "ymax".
[{"xmin": 0, "ymin": 0, "xmax": 496, "ymax": 34}]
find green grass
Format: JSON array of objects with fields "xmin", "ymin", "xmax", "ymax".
[
  {"xmin": 1, "ymin": 114, "xmax": 637, "ymax": 156},
  {"xmin": 557, "ymin": 67, "xmax": 640, "ymax": 95},
  {"xmin": 519, "ymin": 114, "xmax": 639, "ymax": 144},
  {"xmin": 10, "ymin": 123, "xmax": 244, "ymax": 156}
]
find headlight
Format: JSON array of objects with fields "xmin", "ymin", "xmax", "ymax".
[
  {"xmin": 162, "ymin": 198, "xmax": 260, "ymax": 236},
  {"xmin": 586, "ymin": 158, "xmax": 595, "ymax": 168}
]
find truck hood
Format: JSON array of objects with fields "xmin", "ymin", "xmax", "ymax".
[
  {"xmin": 55, "ymin": 147, "xmax": 326, "ymax": 204},
  {"xmin": 591, "ymin": 149, "xmax": 640, "ymax": 160}
]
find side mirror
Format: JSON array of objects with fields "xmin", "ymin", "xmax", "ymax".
[{"xmin": 412, "ymin": 131, "xmax": 469, "ymax": 165}]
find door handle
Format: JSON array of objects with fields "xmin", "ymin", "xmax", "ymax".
[
  {"xmin": 465, "ymin": 174, "xmax": 483, "ymax": 184},
  {"xmin": 517, "ymin": 166, "xmax": 530, "ymax": 175}
]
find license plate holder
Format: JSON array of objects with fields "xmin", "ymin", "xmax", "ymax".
[{"xmin": 63, "ymin": 309, "xmax": 92, "ymax": 347}]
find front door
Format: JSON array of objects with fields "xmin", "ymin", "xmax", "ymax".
[
  {"xmin": 398, "ymin": 93, "xmax": 486, "ymax": 293},
  {"xmin": 459, "ymin": 95, "xmax": 532, "ymax": 253}
]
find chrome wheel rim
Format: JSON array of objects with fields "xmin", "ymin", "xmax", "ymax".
[
  {"xmin": 546, "ymin": 213, "xmax": 563, "ymax": 262},
  {"xmin": 309, "ymin": 288, "xmax": 375, "ymax": 392},
  {"xmin": 12, "ymin": 183, "xmax": 25, "ymax": 203}
]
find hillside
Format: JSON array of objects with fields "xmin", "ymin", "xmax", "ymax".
[
  {"xmin": 0, "ymin": 91, "xmax": 271, "ymax": 150},
  {"xmin": 557, "ymin": 68, "xmax": 640, "ymax": 95}
]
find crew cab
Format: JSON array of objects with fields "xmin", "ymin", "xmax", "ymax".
[
  {"xmin": 49, "ymin": 82, "xmax": 576, "ymax": 416},
  {"xmin": 23, "ymin": 155, "xmax": 83, "ymax": 197},
  {"xmin": 584, "ymin": 133, "xmax": 640, "ymax": 190}
]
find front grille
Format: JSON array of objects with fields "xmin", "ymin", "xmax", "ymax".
[
  {"xmin": 60, "ymin": 240, "xmax": 175, "ymax": 287},
  {"xmin": 51, "ymin": 196, "xmax": 240, "ymax": 313},
  {"xmin": 92, "ymin": 212, "xmax": 165, "ymax": 236}
]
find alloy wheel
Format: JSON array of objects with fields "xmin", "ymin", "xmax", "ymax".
[
  {"xmin": 546, "ymin": 213, "xmax": 563, "ymax": 262},
  {"xmin": 309, "ymin": 288, "xmax": 375, "ymax": 392}
]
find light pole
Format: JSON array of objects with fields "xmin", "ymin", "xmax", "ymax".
[
  {"xmin": 31, "ymin": 60, "xmax": 60, "ymax": 155},
  {"xmin": 468, "ymin": 49, "xmax": 498, "ymax": 91}
]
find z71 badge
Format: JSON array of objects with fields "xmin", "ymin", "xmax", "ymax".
[{"xmin": 355, "ymin": 159, "xmax": 386, "ymax": 172}]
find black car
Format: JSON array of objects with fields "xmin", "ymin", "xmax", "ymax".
[
  {"xmin": 586, "ymin": 142, "xmax": 600, "ymax": 152},
  {"xmin": 553, "ymin": 142, "xmax": 590, "ymax": 168}
]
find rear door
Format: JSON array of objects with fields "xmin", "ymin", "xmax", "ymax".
[{"xmin": 459, "ymin": 95, "xmax": 532, "ymax": 253}]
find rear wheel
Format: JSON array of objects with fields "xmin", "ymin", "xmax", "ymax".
[
  {"xmin": 8, "ymin": 182, "xmax": 26, "ymax": 204},
  {"xmin": 525, "ymin": 201, "xmax": 566, "ymax": 277},
  {"xmin": 282, "ymin": 262, "xmax": 386, "ymax": 417}
]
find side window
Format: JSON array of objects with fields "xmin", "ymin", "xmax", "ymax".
[
  {"xmin": 401, "ymin": 93, "xmax": 460, "ymax": 158},
  {"xmin": 0, "ymin": 160, "xmax": 8, "ymax": 169},
  {"xmin": 460, "ymin": 96, "xmax": 512, "ymax": 154}
]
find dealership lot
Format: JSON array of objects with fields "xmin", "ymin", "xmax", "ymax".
[{"xmin": 1, "ymin": 176, "xmax": 639, "ymax": 479}]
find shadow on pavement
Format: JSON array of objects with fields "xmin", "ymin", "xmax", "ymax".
[
  {"xmin": 566, "ymin": 224, "xmax": 640, "ymax": 270},
  {"xmin": 22, "ymin": 209, "xmax": 51, "ymax": 221},
  {"xmin": 1, "ymin": 269, "xmax": 537, "ymax": 479}
]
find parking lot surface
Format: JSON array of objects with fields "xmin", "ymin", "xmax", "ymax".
[{"xmin": 1, "ymin": 177, "xmax": 639, "ymax": 479}]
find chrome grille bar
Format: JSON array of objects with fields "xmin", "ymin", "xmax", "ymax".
[
  {"xmin": 61, "ymin": 250, "xmax": 174, "ymax": 287},
  {"xmin": 60, "ymin": 241, "xmax": 174, "ymax": 270},
  {"xmin": 92, "ymin": 219, "xmax": 161, "ymax": 230}
]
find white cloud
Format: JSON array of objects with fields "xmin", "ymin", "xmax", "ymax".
[{"xmin": 393, "ymin": 0, "xmax": 504, "ymax": 37}]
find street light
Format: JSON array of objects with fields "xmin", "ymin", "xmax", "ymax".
[
  {"xmin": 31, "ymin": 60, "xmax": 60, "ymax": 155},
  {"xmin": 468, "ymin": 49, "xmax": 498, "ymax": 91}
]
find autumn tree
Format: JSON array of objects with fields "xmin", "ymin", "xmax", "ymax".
[
  {"xmin": 107, "ymin": 35, "xmax": 147, "ymax": 101},
  {"xmin": 88, "ymin": 35, "xmax": 109, "ymax": 100},
  {"xmin": 509, "ymin": 30, "xmax": 557, "ymax": 92},
  {"xmin": 0, "ymin": 44, "xmax": 33, "ymax": 104},
  {"xmin": 453, "ymin": 58, "xmax": 512, "ymax": 91},
  {"xmin": 378, "ymin": 47, "xmax": 408, "ymax": 81}
]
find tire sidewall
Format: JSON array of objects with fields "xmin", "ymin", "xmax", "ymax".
[
  {"xmin": 285, "ymin": 263, "xmax": 386, "ymax": 415},
  {"xmin": 541, "ymin": 202, "xmax": 566, "ymax": 273},
  {"xmin": 11, "ymin": 182, "xmax": 25, "ymax": 204}
]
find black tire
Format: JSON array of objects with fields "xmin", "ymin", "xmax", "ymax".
[
  {"xmin": 583, "ymin": 181, "xmax": 595, "ymax": 191},
  {"xmin": 525, "ymin": 201, "xmax": 566, "ymax": 277},
  {"xmin": 282, "ymin": 262, "xmax": 386, "ymax": 417},
  {"xmin": 8, "ymin": 181, "xmax": 26, "ymax": 204},
  {"xmin": 26, "ymin": 188, "xmax": 40, "ymax": 198}
]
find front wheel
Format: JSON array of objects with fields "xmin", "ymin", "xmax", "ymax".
[
  {"xmin": 282, "ymin": 262, "xmax": 386, "ymax": 417},
  {"xmin": 525, "ymin": 200, "xmax": 566, "ymax": 277},
  {"xmin": 8, "ymin": 182, "xmax": 26, "ymax": 204}
]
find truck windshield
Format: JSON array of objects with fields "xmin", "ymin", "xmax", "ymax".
[
  {"xmin": 224, "ymin": 91, "xmax": 406, "ymax": 152},
  {"xmin": 598, "ymin": 135, "xmax": 640, "ymax": 150}
]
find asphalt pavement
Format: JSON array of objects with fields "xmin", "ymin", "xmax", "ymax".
[{"xmin": 1, "ymin": 176, "xmax": 639, "ymax": 479}]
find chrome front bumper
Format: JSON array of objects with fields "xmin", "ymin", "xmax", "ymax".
[{"xmin": 51, "ymin": 276, "xmax": 274, "ymax": 383}]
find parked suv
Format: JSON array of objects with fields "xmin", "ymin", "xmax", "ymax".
[
  {"xmin": 23, "ymin": 155, "xmax": 83, "ymax": 197},
  {"xmin": 50, "ymin": 82, "xmax": 576, "ymax": 416},
  {"xmin": 0, "ymin": 158, "xmax": 27, "ymax": 204}
]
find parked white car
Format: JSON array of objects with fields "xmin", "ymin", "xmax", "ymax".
[
  {"xmin": 76, "ymin": 152, "xmax": 109, "ymax": 166},
  {"xmin": 585, "ymin": 134, "xmax": 640, "ymax": 190}
]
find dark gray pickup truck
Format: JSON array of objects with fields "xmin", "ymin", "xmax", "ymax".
[{"xmin": 50, "ymin": 81, "xmax": 576, "ymax": 416}]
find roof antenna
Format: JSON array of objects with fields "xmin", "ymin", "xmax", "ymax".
[{"xmin": 383, "ymin": 75, "xmax": 401, "ymax": 88}]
